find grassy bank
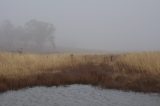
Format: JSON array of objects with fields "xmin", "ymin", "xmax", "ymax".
[{"xmin": 0, "ymin": 52, "xmax": 160, "ymax": 93}]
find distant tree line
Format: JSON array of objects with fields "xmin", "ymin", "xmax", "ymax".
[{"xmin": 0, "ymin": 19, "xmax": 55, "ymax": 53}]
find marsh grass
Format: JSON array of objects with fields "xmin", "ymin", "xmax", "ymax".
[
  {"xmin": 0, "ymin": 52, "xmax": 160, "ymax": 93},
  {"xmin": 115, "ymin": 52, "xmax": 160, "ymax": 74}
]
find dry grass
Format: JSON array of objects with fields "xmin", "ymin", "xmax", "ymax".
[
  {"xmin": 0, "ymin": 52, "xmax": 108, "ymax": 76},
  {"xmin": 0, "ymin": 52, "xmax": 160, "ymax": 93},
  {"xmin": 115, "ymin": 52, "xmax": 160, "ymax": 74}
]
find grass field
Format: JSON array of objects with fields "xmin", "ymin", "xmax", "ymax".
[{"xmin": 0, "ymin": 52, "xmax": 160, "ymax": 93}]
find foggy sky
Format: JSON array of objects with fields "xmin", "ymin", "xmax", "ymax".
[{"xmin": 0, "ymin": 0, "xmax": 160, "ymax": 52}]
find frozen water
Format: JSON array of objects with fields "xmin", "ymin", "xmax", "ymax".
[{"xmin": 0, "ymin": 85, "xmax": 160, "ymax": 106}]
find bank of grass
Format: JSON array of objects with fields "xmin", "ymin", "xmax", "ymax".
[
  {"xmin": 115, "ymin": 52, "xmax": 160, "ymax": 74},
  {"xmin": 0, "ymin": 52, "xmax": 160, "ymax": 93}
]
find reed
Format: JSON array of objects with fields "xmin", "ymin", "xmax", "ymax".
[
  {"xmin": 0, "ymin": 52, "xmax": 160, "ymax": 93},
  {"xmin": 115, "ymin": 52, "xmax": 160, "ymax": 74}
]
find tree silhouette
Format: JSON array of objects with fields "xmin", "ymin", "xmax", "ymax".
[{"xmin": 0, "ymin": 19, "xmax": 55, "ymax": 53}]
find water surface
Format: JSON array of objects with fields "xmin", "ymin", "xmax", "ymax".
[{"xmin": 0, "ymin": 85, "xmax": 160, "ymax": 106}]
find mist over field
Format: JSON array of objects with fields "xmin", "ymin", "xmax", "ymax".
[
  {"xmin": 0, "ymin": 19, "xmax": 55, "ymax": 53},
  {"xmin": 0, "ymin": 0, "xmax": 160, "ymax": 52},
  {"xmin": 1, "ymin": 1, "xmax": 160, "ymax": 103}
]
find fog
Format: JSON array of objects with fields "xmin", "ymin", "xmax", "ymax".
[
  {"xmin": 0, "ymin": 0, "xmax": 160, "ymax": 52},
  {"xmin": 0, "ymin": 19, "xmax": 55, "ymax": 53}
]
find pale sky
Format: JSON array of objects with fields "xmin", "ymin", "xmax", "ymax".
[{"xmin": 0, "ymin": 0, "xmax": 160, "ymax": 52}]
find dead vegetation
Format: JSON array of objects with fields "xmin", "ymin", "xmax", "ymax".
[{"xmin": 0, "ymin": 52, "xmax": 160, "ymax": 93}]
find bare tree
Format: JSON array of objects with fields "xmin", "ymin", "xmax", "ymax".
[
  {"xmin": 0, "ymin": 19, "xmax": 55, "ymax": 53},
  {"xmin": 24, "ymin": 19, "xmax": 55, "ymax": 51}
]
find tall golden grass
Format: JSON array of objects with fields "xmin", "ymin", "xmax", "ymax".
[
  {"xmin": 0, "ymin": 52, "xmax": 108, "ymax": 77},
  {"xmin": 0, "ymin": 52, "xmax": 160, "ymax": 93},
  {"xmin": 115, "ymin": 52, "xmax": 160, "ymax": 74}
]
